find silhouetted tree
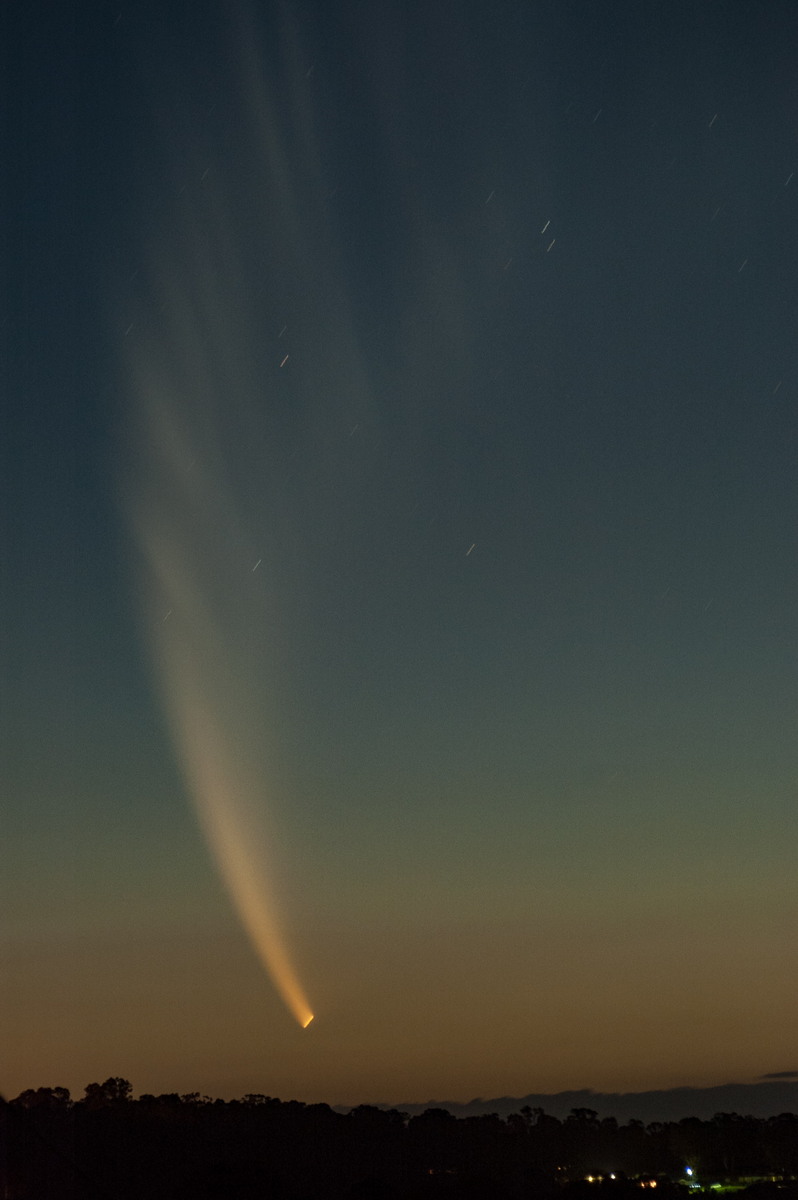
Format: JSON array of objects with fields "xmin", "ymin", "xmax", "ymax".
[
  {"xmin": 12, "ymin": 1085, "xmax": 72, "ymax": 1110},
  {"xmin": 82, "ymin": 1076, "xmax": 133, "ymax": 1108}
]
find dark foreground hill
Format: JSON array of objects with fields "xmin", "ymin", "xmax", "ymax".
[{"xmin": 5, "ymin": 1079, "xmax": 798, "ymax": 1199}]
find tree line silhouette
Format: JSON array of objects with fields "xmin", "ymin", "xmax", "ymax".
[{"xmin": 4, "ymin": 1079, "xmax": 798, "ymax": 1199}]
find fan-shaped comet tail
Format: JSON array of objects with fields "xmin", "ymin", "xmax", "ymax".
[{"xmin": 119, "ymin": 9, "xmax": 323, "ymax": 1030}]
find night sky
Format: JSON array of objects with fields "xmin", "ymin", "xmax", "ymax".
[{"xmin": 3, "ymin": 0, "xmax": 797, "ymax": 1106}]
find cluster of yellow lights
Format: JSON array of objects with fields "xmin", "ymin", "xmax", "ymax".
[{"xmin": 584, "ymin": 1178, "xmax": 656, "ymax": 1188}]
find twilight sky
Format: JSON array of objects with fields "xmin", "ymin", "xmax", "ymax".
[{"xmin": 3, "ymin": 0, "xmax": 797, "ymax": 1107}]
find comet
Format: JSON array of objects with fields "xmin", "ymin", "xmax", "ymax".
[
  {"xmin": 119, "ymin": 39, "xmax": 318, "ymax": 1028},
  {"xmin": 116, "ymin": 4, "xmax": 377, "ymax": 1032}
]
